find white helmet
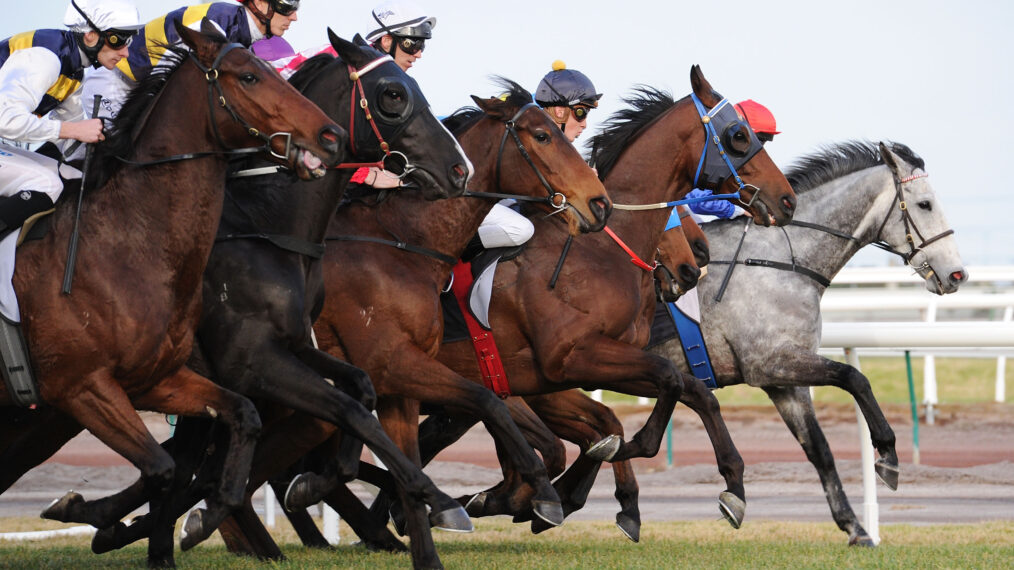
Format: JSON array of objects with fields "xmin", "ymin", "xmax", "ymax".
[
  {"xmin": 365, "ymin": 1, "xmax": 436, "ymax": 43},
  {"xmin": 64, "ymin": 0, "xmax": 143, "ymax": 34}
]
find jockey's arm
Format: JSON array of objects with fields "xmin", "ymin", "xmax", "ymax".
[{"xmin": 0, "ymin": 48, "xmax": 66, "ymax": 142}]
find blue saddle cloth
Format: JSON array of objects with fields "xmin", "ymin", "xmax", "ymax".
[{"xmin": 646, "ymin": 299, "xmax": 717, "ymax": 389}]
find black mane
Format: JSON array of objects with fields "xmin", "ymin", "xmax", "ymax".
[
  {"xmin": 89, "ymin": 44, "xmax": 191, "ymax": 189},
  {"xmin": 587, "ymin": 86, "xmax": 682, "ymax": 180},
  {"xmin": 442, "ymin": 77, "xmax": 534, "ymax": 135},
  {"xmin": 784, "ymin": 141, "xmax": 925, "ymax": 194},
  {"xmin": 287, "ymin": 52, "xmax": 337, "ymax": 92}
]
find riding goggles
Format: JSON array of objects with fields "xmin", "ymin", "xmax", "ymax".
[
  {"xmin": 394, "ymin": 36, "xmax": 425, "ymax": 55},
  {"xmin": 271, "ymin": 0, "xmax": 300, "ymax": 16},
  {"xmin": 570, "ymin": 105, "xmax": 592, "ymax": 122},
  {"xmin": 102, "ymin": 28, "xmax": 137, "ymax": 49}
]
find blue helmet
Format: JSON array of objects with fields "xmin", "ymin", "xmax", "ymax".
[{"xmin": 535, "ymin": 61, "xmax": 601, "ymax": 108}]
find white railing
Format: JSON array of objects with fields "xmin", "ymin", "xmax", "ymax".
[{"xmin": 830, "ymin": 264, "xmax": 1014, "ymax": 286}]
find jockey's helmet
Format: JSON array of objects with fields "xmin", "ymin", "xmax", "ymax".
[
  {"xmin": 535, "ymin": 61, "xmax": 602, "ymax": 109},
  {"xmin": 365, "ymin": 1, "xmax": 436, "ymax": 43},
  {"xmin": 734, "ymin": 100, "xmax": 780, "ymax": 141}
]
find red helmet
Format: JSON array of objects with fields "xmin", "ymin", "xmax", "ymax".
[{"xmin": 735, "ymin": 99, "xmax": 780, "ymax": 136}]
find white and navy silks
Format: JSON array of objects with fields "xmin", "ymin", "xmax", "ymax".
[
  {"xmin": 0, "ymin": 29, "xmax": 87, "ymax": 321},
  {"xmin": 81, "ymin": 2, "xmax": 264, "ymax": 123}
]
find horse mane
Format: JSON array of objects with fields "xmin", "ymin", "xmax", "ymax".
[
  {"xmin": 587, "ymin": 86, "xmax": 681, "ymax": 180},
  {"xmin": 287, "ymin": 52, "xmax": 337, "ymax": 92},
  {"xmin": 442, "ymin": 77, "xmax": 534, "ymax": 136},
  {"xmin": 89, "ymin": 44, "xmax": 191, "ymax": 190},
  {"xmin": 784, "ymin": 141, "xmax": 925, "ymax": 194}
]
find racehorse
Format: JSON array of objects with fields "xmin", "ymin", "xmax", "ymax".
[
  {"xmin": 651, "ymin": 140, "xmax": 966, "ymax": 545},
  {"xmin": 37, "ymin": 31, "xmax": 476, "ymax": 568},
  {"xmin": 0, "ymin": 21, "xmax": 343, "ymax": 567},
  {"xmin": 428, "ymin": 67, "xmax": 794, "ymax": 525}
]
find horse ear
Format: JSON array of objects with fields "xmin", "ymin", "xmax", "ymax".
[
  {"xmin": 690, "ymin": 65, "xmax": 720, "ymax": 107},
  {"xmin": 471, "ymin": 95, "xmax": 510, "ymax": 120},
  {"xmin": 328, "ymin": 28, "xmax": 370, "ymax": 68},
  {"xmin": 879, "ymin": 141, "xmax": 903, "ymax": 175},
  {"xmin": 175, "ymin": 18, "xmax": 219, "ymax": 65}
]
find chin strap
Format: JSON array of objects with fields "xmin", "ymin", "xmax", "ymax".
[
  {"xmin": 245, "ymin": 0, "xmax": 275, "ymax": 39},
  {"xmin": 73, "ymin": 32, "xmax": 102, "ymax": 68}
]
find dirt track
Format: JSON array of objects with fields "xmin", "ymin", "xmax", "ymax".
[{"xmin": 2, "ymin": 402, "xmax": 1011, "ymax": 530}]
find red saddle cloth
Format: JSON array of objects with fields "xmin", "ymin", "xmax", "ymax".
[{"xmin": 450, "ymin": 261, "xmax": 511, "ymax": 398}]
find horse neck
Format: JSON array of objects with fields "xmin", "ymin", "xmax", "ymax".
[
  {"xmin": 788, "ymin": 165, "xmax": 897, "ymax": 279},
  {"xmin": 600, "ymin": 109, "xmax": 697, "ymax": 262}
]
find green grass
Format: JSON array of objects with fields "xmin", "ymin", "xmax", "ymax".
[
  {"xmin": 1, "ymin": 520, "xmax": 1011, "ymax": 569},
  {"xmin": 596, "ymin": 356, "xmax": 1011, "ymax": 408}
]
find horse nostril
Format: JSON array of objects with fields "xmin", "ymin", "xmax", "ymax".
[
  {"xmin": 591, "ymin": 197, "xmax": 612, "ymax": 220},
  {"xmin": 318, "ymin": 126, "xmax": 342, "ymax": 154},
  {"xmin": 950, "ymin": 270, "xmax": 967, "ymax": 284},
  {"xmin": 679, "ymin": 264, "xmax": 701, "ymax": 286},
  {"xmin": 692, "ymin": 240, "xmax": 710, "ymax": 267},
  {"xmin": 781, "ymin": 195, "xmax": 796, "ymax": 213},
  {"xmin": 450, "ymin": 163, "xmax": 468, "ymax": 187}
]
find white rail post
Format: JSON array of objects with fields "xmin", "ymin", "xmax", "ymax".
[
  {"xmin": 592, "ymin": 390, "xmax": 603, "ymax": 402},
  {"xmin": 998, "ymin": 306, "xmax": 1012, "ymax": 403},
  {"xmin": 844, "ymin": 347, "xmax": 880, "ymax": 545},
  {"xmin": 922, "ymin": 300, "xmax": 938, "ymax": 425},
  {"xmin": 323, "ymin": 503, "xmax": 340, "ymax": 544},
  {"xmin": 264, "ymin": 484, "xmax": 276, "ymax": 528}
]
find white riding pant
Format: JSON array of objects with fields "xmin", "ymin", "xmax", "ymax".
[
  {"xmin": 477, "ymin": 202, "xmax": 534, "ymax": 248},
  {"xmin": 0, "ymin": 143, "xmax": 79, "ymax": 322}
]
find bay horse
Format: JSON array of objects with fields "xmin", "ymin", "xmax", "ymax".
[
  {"xmin": 192, "ymin": 79, "xmax": 613, "ymax": 558},
  {"xmin": 427, "ymin": 68, "xmax": 792, "ymax": 525},
  {"xmin": 38, "ymin": 31, "xmax": 476, "ymax": 568},
  {"xmin": 650, "ymin": 141, "xmax": 966, "ymax": 545},
  {"xmin": 0, "ymin": 21, "xmax": 343, "ymax": 567}
]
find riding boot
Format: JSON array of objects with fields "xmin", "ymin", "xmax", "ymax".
[
  {"xmin": 0, "ymin": 191, "xmax": 56, "ymax": 241},
  {"xmin": 0, "ymin": 315, "xmax": 39, "ymax": 406}
]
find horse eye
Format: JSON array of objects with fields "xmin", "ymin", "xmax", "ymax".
[
  {"xmin": 917, "ymin": 200, "xmax": 932, "ymax": 211},
  {"xmin": 533, "ymin": 130, "xmax": 550, "ymax": 144},
  {"xmin": 386, "ymin": 89, "xmax": 403, "ymax": 101},
  {"xmin": 734, "ymin": 131, "xmax": 747, "ymax": 141},
  {"xmin": 240, "ymin": 73, "xmax": 258, "ymax": 85}
]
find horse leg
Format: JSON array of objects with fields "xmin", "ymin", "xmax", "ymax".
[
  {"xmin": 763, "ymin": 385, "xmax": 874, "ymax": 546},
  {"xmin": 757, "ymin": 353, "xmax": 898, "ymax": 489},
  {"xmin": 130, "ymin": 368, "xmax": 262, "ymax": 554},
  {"xmin": 676, "ymin": 377, "xmax": 747, "ymax": 528},
  {"xmin": 0, "ymin": 408, "xmax": 82, "ymax": 495},
  {"xmin": 217, "ymin": 495, "xmax": 286, "ymax": 560},
  {"xmin": 381, "ymin": 349, "xmax": 562, "ymax": 526},
  {"xmin": 556, "ymin": 336, "xmax": 683, "ymax": 461},
  {"xmin": 322, "ymin": 481, "xmax": 407, "ymax": 552}
]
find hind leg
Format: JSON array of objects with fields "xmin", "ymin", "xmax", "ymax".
[{"xmin": 763, "ymin": 385, "xmax": 873, "ymax": 546}]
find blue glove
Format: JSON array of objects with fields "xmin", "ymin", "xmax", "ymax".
[{"xmin": 686, "ymin": 189, "xmax": 738, "ymax": 218}]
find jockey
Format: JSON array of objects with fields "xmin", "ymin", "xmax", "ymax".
[
  {"xmin": 0, "ymin": 0, "xmax": 141, "ymax": 242},
  {"xmin": 534, "ymin": 60, "xmax": 602, "ymax": 143},
  {"xmin": 83, "ymin": 0, "xmax": 301, "ymax": 122},
  {"xmin": 685, "ymin": 99, "xmax": 781, "ymax": 219}
]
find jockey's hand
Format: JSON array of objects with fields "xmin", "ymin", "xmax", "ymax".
[
  {"xmin": 60, "ymin": 119, "xmax": 105, "ymax": 143},
  {"xmin": 367, "ymin": 166, "xmax": 402, "ymax": 189}
]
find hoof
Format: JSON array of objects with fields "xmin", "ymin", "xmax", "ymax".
[
  {"xmin": 430, "ymin": 506, "xmax": 473, "ymax": 533},
  {"xmin": 464, "ymin": 492, "xmax": 488, "ymax": 517},
  {"xmin": 585, "ymin": 434, "xmax": 622, "ymax": 462},
  {"xmin": 875, "ymin": 460, "xmax": 899, "ymax": 491},
  {"xmin": 41, "ymin": 491, "xmax": 83, "ymax": 522},
  {"xmin": 718, "ymin": 491, "xmax": 745, "ymax": 529},
  {"xmin": 531, "ymin": 500, "xmax": 564, "ymax": 528},
  {"xmin": 91, "ymin": 521, "xmax": 127, "ymax": 554},
  {"xmin": 530, "ymin": 514, "xmax": 554, "ymax": 535},
  {"xmin": 179, "ymin": 508, "xmax": 207, "ymax": 551},
  {"xmin": 849, "ymin": 533, "xmax": 877, "ymax": 547},
  {"xmin": 284, "ymin": 473, "xmax": 320, "ymax": 512},
  {"xmin": 615, "ymin": 513, "xmax": 640, "ymax": 543}
]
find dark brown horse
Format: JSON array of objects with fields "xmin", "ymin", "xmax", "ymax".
[
  {"xmin": 189, "ymin": 80, "xmax": 613, "ymax": 558},
  {"xmin": 430, "ymin": 67, "xmax": 793, "ymax": 524},
  {"xmin": 0, "ymin": 21, "xmax": 343, "ymax": 567}
]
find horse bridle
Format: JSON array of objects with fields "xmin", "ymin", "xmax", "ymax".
[
  {"xmin": 119, "ymin": 43, "xmax": 299, "ymax": 167},
  {"xmin": 711, "ymin": 167, "xmax": 956, "ymax": 300},
  {"xmin": 462, "ymin": 103, "xmax": 568, "ymax": 211},
  {"xmin": 331, "ymin": 55, "xmax": 416, "ymax": 177},
  {"xmin": 690, "ymin": 93, "xmax": 765, "ymax": 207}
]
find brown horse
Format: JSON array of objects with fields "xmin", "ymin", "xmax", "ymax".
[
  {"xmin": 430, "ymin": 67, "xmax": 793, "ymax": 525},
  {"xmin": 0, "ymin": 21, "xmax": 343, "ymax": 567},
  {"xmin": 137, "ymin": 80, "xmax": 612, "ymax": 560}
]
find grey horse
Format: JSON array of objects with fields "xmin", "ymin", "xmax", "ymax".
[{"xmin": 651, "ymin": 141, "xmax": 966, "ymax": 546}]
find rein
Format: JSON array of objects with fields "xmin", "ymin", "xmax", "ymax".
[
  {"xmin": 711, "ymin": 169, "xmax": 955, "ymax": 299},
  {"xmin": 118, "ymin": 44, "xmax": 295, "ymax": 168}
]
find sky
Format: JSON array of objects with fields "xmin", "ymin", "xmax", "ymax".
[{"xmin": 7, "ymin": 1, "xmax": 1013, "ymax": 267}]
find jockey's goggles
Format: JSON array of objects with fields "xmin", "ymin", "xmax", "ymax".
[
  {"xmin": 570, "ymin": 105, "xmax": 593, "ymax": 122},
  {"xmin": 102, "ymin": 28, "xmax": 137, "ymax": 49},
  {"xmin": 271, "ymin": 0, "xmax": 300, "ymax": 17},
  {"xmin": 394, "ymin": 36, "xmax": 425, "ymax": 55}
]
